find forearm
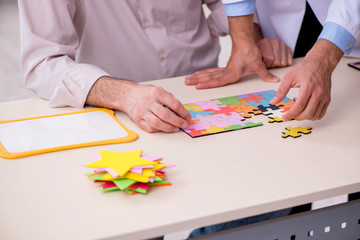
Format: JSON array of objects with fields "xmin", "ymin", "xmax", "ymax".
[
  {"xmin": 306, "ymin": 39, "xmax": 344, "ymax": 73},
  {"xmin": 87, "ymin": 76, "xmax": 191, "ymax": 133},
  {"xmin": 86, "ymin": 76, "xmax": 135, "ymax": 111},
  {"xmin": 252, "ymin": 23, "xmax": 264, "ymax": 43},
  {"xmin": 228, "ymin": 14, "xmax": 255, "ymax": 52}
]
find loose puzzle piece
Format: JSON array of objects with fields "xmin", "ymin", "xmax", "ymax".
[
  {"xmin": 268, "ymin": 116, "xmax": 283, "ymax": 123},
  {"xmin": 282, "ymin": 126, "xmax": 312, "ymax": 138},
  {"xmin": 182, "ymin": 90, "xmax": 295, "ymax": 137}
]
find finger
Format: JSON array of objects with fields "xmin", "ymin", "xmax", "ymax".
[
  {"xmin": 159, "ymin": 93, "xmax": 191, "ymax": 126},
  {"xmin": 195, "ymin": 78, "xmax": 229, "ymax": 89},
  {"xmin": 192, "ymin": 70, "xmax": 224, "ymax": 83},
  {"xmin": 255, "ymin": 63, "xmax": 280, "ymax": 83},
  {"xmin": 294, "ymin": 93, "xmax": 321, "ymax": 121},
  {"xmin": 280, "ymin": 42, "xmax": 288, "ymax": 67},
  {"xmin": 136, "ymin": 119, "xmax": 159, "ymax": 133},
  {"xmin": 166, "ymin": 97, "xmax": 192, "ymax": 122},
  {"xmin": 193, "ymin": 67, "xmax": 223, "ymax": 75},
  {"xmin": 195, "ymin": 70, "xmax": 240, "ymax": 89},
  {"xmin": 185, "ymin": 76, "xmax": 196, "ymax": 85},
  {"xmin": 144, "ymin": 112, "xmax": 180, "ymax": 133},
  {"xmin": 258, "ymin": 40, "xmax": 275, "ymax": 68},
  {"xmin": 311, "ymin": 100, "xmax": 326, "ymax": 120},
  {"xmin": 318, "ymin": 100, "xmax": 330, "ymax": 120},
  {"xmin": 185, "ymin": 70, "xmax": 224, "ymax": 85},
  {"xmin": 271, "ymin": 39, "xmax": 282, "ymax": 67},
  {"xmin": 287, "ymin": 47, "xmax": 293, "ymax": 66},
  {"xmin": 282, "ymin": 86, "xmax": 311, "ymax": 121},
  {"xmin": 270, "ymin": 74, "xmax": 293, "ymax": 105}
]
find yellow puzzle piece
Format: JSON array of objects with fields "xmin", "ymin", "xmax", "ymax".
[{"xmin": 282, "ymin": 126, "xmax": 312, "ymax": 138}]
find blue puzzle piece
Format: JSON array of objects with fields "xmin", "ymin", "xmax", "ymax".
[
  {"xmin": 247, "ymin": 99, "xmax": 272, "ymax": 107},
  {"xmin": 188, "ymin": 109, "xmax": 214, "ymax": 118},
  {"xmin": 282, "ymin": 96, "xmax": 292, "ymax": 103}
]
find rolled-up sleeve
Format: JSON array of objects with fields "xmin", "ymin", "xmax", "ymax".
[
  {"xmin": 18, "ymin": 0, "xmax": 109, "ymax": 108},
  {"xmin": 320, "ymin": 0, "xmax": 360, "ymax": 54},
  {"xmin": 204, "ymin": 0, "xmax": 229, "ymax": 36},
  {"xmin": 221, "ymin": 0, "xmax": 255, "ymax": 17}
]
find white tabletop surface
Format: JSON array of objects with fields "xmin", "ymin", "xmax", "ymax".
[{"xmin": 0, "ymin": 58, "xmax": 359, "ymax": 240}]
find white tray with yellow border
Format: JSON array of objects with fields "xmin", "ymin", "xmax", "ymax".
[{"xmin": 0, "ymin": 108, "xmax": 137, "ymax": 159}]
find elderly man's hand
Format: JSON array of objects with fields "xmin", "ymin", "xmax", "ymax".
[
  {"xmin": 185, "ymin": 37, "xmax": 292, "ymax": 89},
  {"xmin": 257, "ymin": 38, "xmax": 293, "ymax": 68},
  {"xmin": 270, "ymin": 39, "xmax": 343, "ymax": 121},
  {"xmin": 185, "ymin": 15, "xmax": 280, "ymax": 89},
  {"xmin": 86, "ymin": 77, "xmax": 191, "ymax": 133},
  {"xmin": 185, "ymin": 48, "xmax": 279, "ymax": 89}
]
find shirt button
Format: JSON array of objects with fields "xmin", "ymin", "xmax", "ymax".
[
  {"xmin": 143, "ymin": 21, "xmax": 151, "ymax": 28},
  {"xmin": 160, "ymin": 51, "xmax": 169, "ymax": 59}
]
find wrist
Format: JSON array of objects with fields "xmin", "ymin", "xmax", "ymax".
[
  {"xmin": 228, "ymin": 14, "xmax": 255, "ymax": 50},
  {"xmin": 305, "ymin": 39, "xmax": 343, "ymax": 72},
  {"xmin": 86, "ymin": 76, "xmax": 135, "ymax": 111}
]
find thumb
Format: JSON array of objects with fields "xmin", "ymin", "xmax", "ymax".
[
  {"xmin": 270, "ymin": 75, "xmax": 292, "ymax": 105},
  {"xmin": 256, "ymin": 63, "xmax": 280, "ymax": 83}
]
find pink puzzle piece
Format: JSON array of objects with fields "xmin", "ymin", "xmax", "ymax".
[
  {"xmin": 182, "ymin": 90, "xmax": 288, "ymax": 137},
  {"xmin": 209, "ymin": 113, "xmax": 243, "ymax": 127},
  {"xmin": 193, "ymin": 99, "xmax": 226, "ymax": 111},
  {"xmin": 242, "ymin": 94, "xmax": 265, "ymax": 103}
]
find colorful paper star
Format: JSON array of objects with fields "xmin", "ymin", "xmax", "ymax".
[
  {"xmin": 86, "ymin": 150, "xmax": 155, "ymax": 177},
  {"xmin": 85, "ymin": 150, "xmax": 175, "ymax": 195}
]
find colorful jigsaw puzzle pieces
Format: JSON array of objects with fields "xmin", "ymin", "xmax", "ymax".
[
  {"xmin": 85, "ymin": 150, "xmax": 174, "ymax": 195},
  {"xmin": 282, "ymin": 126, "xmax": 312, "ymax": 138},
  {"xmin": 182, "ymin": 90, "xmax": 295, "ymax": 137}
]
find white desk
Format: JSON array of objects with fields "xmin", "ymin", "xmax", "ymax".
[{"xmin": 0, "ymin": 58, "xmax": 359, "ymax": 240}]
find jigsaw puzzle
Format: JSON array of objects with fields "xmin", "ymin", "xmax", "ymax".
[
  {"xmin": 182, "ymin": 90, "xmax": 295, "ymax": 137},
  {"xmin": 282, "ymin": 126, "xmax": 312, "ymax": 138}
]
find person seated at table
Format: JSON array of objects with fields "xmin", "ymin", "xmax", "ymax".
[{"xmin": 19, "ymin": 0, "xmax": 291, "ymax": 134}]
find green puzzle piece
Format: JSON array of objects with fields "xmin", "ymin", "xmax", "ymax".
[
  {"xmin": 225, "ymin": 122, "xmax": 263, "ymax": 130},
  {"xmin": 215, "ymin": 96, "xmax": 247, "ymax": 106}
]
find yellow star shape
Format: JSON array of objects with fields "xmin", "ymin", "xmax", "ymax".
[{"xmin": 86, "ymin": 150, "xmax": 155, "ymax": 177}]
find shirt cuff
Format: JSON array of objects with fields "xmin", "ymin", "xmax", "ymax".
[
  {"xmin": 318, "ymin": 22, "xmax": 357, "ymax": 55},
  {"xmin": 224, "ymin": 0, "xmax": 255, "ymax": 17},
  {"xmin": 48, "ymin": 64, "xmax": 109, "ymax": 108}
]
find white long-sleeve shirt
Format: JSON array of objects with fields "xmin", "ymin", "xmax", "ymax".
[
  {"xmin": 222, "ymin": 0, "xmax": 360, "ymax": 56},
  {"xmin": 19, "ymin": 0, "xmax": 228, "ymax": 108}
]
